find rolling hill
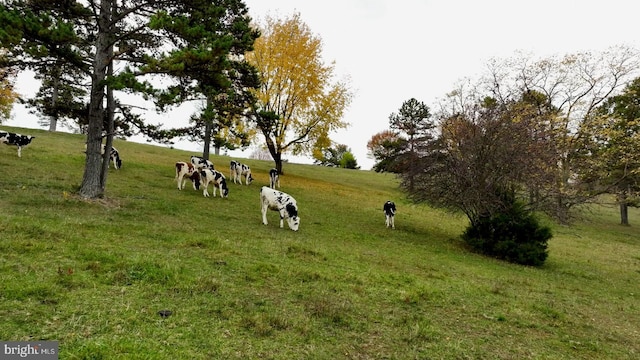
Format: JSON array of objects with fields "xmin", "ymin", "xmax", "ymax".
[{"xmin": 1, "ymin": 125, "xmax": 639, "ymax": 359}]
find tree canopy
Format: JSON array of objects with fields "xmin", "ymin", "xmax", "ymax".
[
  {"xmin": 144, "ymin": 1, "xmax": 260, "ymax": 158},
  {"xmin": 423, "ymin": 47, "xmax": 640, "ymax": 223},
  {"xmin": 387, "ymin": 98, "xmax": 434, "ymax": 187},
  {"xmin": 582, "ymin": 77, "xmax": 640, "ymax": 225},
  {"xmin": 0, "ymin": 0, "xmax": 259, "ymax": 199},
  {"xmin": 366, "ymin": 130, "xmax": 407, "ymax": 173},
  {"xmin": 314, "ymin": 143, "xmax": 359, "ymax": 169},
  {"xmin": 405, "ymin": 95, "xmax": 556, "ymax": 226},
  {"xmin": 246, "ymin": 12, "xmax": 353, "ymax": 174}
]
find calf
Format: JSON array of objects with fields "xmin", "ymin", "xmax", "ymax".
[
  {"xmin": 191, "ymin": 155, "xmax": 214, "ymax": 170},
  {"xmin": 101, "ymin": 144, "xmax": 122, "ymax": 169},
  {"xmin": 200, "ymin": 168, "xmax": 229, "ymax": 198},
  {"xmin": 175, "ymin": 162, "xmax": 201, "ymax": 190},
  {"xmin": 383, "ymin": 201, "xmax": 396, "ymax": 229},
  {"xmin": 260, "ymin": 186, "xmax": 300, "ymax": 231},
  {"xmin": 0, "ymin": 131, "xmax": 35, "ymax": 157},
  {"xmin": 230, "ymin": 160, "xmax": 253, "ymax": 185},
  {"xmin": 269, "ymin": 168, "xmax": 280, "ymax": 189}
]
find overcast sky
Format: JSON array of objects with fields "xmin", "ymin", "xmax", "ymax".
[{"xmin": 5, "ymin": 0, "xmax": 639, "ymax": 170}]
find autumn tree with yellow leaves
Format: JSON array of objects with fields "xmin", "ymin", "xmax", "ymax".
[
  {"xmin": 0, "ymin": 53, "xmax": 18, "ymax": 121},
  {"xmin": 247, "ymin": 13, "xmax": 353, "ymax": 174}
]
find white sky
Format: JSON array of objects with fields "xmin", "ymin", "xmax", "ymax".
[{"xmin": 5, "ymin": 0, "xmax": 639, "ymax": 170}]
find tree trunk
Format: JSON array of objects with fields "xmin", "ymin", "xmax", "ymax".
[
  {"xmin": 620, "ymin": 202, "xmax": 629, "ymax": 226},
  {"xmin": 407, "ymin": 136, "xmax": 415, "ymax": 191},
  {"xmin": 79, "ymin": 0, "xmax": 111, "ymax": 199},
  {"xmin": 554, "ymin": 193, "xmax": 570, "ymax": 225},
  {"xmin": 618, "ymin": 192, "xmax": 630, "ymax": 226},
  {"xmin": 202, "ymin": 97, "xmax": 213, "ymax": 159},
  {"xmin": 264, "ymin": 136, "xmax": 283, "ymax": 174},
  {"xmin": 101, "ymin": 57, "xmax": 115, "ymax": 191},
  {"xmin": 48, "ymin": 117, "xmax": 58, "ymax": 132},
  {"xmin": 274, "ymin": 151, "xmax": 283, "ymax": 175},
  {"xmin": 48, "ymin": 64, "xmax": 61, "ymax": 132},
  {"xmin": 203, "ymin": 120, "xmax": 212, "ymax": 159}
]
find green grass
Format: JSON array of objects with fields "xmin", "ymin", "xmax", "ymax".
[{"xmin": 1, "ymin": 125, "xmax": 639, "ymax": 359}]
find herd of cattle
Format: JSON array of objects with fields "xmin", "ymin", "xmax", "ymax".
[
  {"xmin": 174, "ymin": 155, "xmax": 300, "ymax": 230},
  {"xmin": 1, "ymin": 129, "xmax": 396, "ymax": 231}
]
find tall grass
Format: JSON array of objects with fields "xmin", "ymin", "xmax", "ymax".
[{"xmin": 1, "ymin": 126, "xmax": 639, "ymax": 359}]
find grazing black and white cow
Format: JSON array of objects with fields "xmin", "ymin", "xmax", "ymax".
[
  {"xmin": 230, "ymin": 160, "xmax": 253, "ymax": 185},
  {"xmin": 200, "ymin": 168, "xmax": 229, "ymax": 198},
  {"xmin": 191, "ymin": 155, "xmax": 214, "ymax": 170},
  {"xmin": 175, "ymin": 162, "xmax": 201, "ymax": 190},
  {"xmin": 269, "ymin": 168, "xmax": 280, "ymax": 189},
  {"xmin": 260, "ymin": 186, "xmax": 300, "ymax": 231},
  {"xmin": 101, "ymin": 144, "xmax": 122, "ymax": 169},
  {"xmin": 383, "ymin": 200, "xmax": 396, "ymax": 229},
  {"xmin": 0, "ymin": 131, "xmax": 35, "ymax": 157}
]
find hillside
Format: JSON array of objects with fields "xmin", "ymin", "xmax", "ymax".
[{"xmin": 1, "ymin": 126, "xmax": 639, "ymax": 359}]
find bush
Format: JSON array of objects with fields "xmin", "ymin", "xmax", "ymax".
[{"xmin": 462, "ymin": 201, "xmax": 551, "ymax": 266}]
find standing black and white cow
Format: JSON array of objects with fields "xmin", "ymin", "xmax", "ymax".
[
  {"xmin": 269, "ymin": 168, "xmax": 280, "ymax": 189},
  {"xmin": 101, "ymin": 144, "xmax": 122, "ymax": 169},
  {"xmin": 383, "ymin": 200, "xmax": 396, "ymax": 229},
  {"xmin": 0, "ymin": 131, "xmax": 35, "ymax": 157},
  {"xmin": 191, "ymin": 155, "xmax": 215, "ymax": 170},
  {"xmin": 175, "ymin": 162, "xmax": 201, "ymax": 190},
  {"xmin": 200, "ymin": 168, "xmax": 229, "ymax": 198},
  {"xmin": 230, "ymin": 160, "xmax": 253, "ymax": 185},
  {"xmin": 260, "ymin": 186, "xmax": 300, "ymax": 231}
]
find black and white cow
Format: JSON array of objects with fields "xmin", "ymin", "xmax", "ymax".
[
  {"xmin": 230, "ymin": 160, "xmax": 253, "ymax": 185},
  {"xmin": 191, "ymin": 155, "xmax": 214, "ymax": 170},
  {"xmin": 200, "ymin": 168, "xmax": 229, "ymax": 198},
  {"xmin": 260, "ymin": 186, "xmax": 300, "ymax": 231},
  {"xmin": 383, "ymin": 200, "xmax": 396, "ymax": 229},
  {"xmin": 269, "ymin": 168, "xmax": 280, "ymax": 189},
  {"xmin": 0, "ymin": 131, "xmax": 35, "ymax": 157},
  {"xmin": 175, "ymin": 162, "xmax": 201, "ymax": 190},
  {"xmin": 101, "ymin": 144, "xmax": 122, "ymax": 169}
]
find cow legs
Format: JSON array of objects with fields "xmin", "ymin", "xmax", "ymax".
[
  {"xmin": 17, "ymin": 146, "xmax": 22, "ymax": 158},
  {"xmin": 261, "ymin": 203, "xmax": 269, "ymax": 225},
  {"xmin": 176, "ymin": 174, "xmax": 184, "ymax": 190},
  {"xmin": 385, "ymin": 215, "xmax": 395, "ymax": 229},
  {"xmin": 202, "ymin": 181, "xmax": 210, "ymax": 197}
]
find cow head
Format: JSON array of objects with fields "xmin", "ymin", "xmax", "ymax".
[
  {"xmin": 285, "ymin": 203, "xmax": 300, "ymax": 231},
  {"xmin": 286, "ymin": 216, "xmax": 300, "ymax": 231},
  {"xmin": 221, "ymin": 179, "xmax": 229, "ymax": 198},
  {"xmin": 189, "ymin": 172, "xmax": 201, "ymax": 190}
]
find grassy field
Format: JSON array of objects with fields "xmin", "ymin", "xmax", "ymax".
[{"xmin": 1, "ymin": 125, "xmax": 639, "ymax": 359}]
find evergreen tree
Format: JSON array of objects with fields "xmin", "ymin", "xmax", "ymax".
[{"xmin": 144, "ymin": 0, "xmax": 260, "ymax": 159}]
